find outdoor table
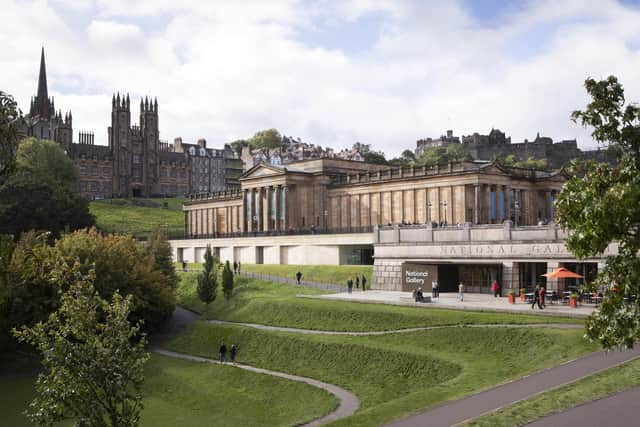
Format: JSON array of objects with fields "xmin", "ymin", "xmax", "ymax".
[
  {"xmin": 562, "ymin": 291, "xmax": 571, "ymax": 304},
  {"xmin": 525, "ymin": 292, "xmax": 535, "ymax": 303},
  {"xmin": 545, "ymin": 291, "xmax": 557, "ymax": 304}
]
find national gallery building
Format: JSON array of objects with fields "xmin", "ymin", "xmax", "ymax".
[{"xmin": 171, "ymin": 158, "xmax": 611, "ymax": 293}]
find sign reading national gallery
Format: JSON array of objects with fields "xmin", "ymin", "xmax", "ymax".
[{"xmin": 401, "ymin": 262, "xmax": 437, "ymax": 292}]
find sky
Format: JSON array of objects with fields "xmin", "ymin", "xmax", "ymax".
[{"xmin": 2, "ymin": 0, "xmax": 640, "ymax": 157}]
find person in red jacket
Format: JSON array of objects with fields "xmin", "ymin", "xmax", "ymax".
[
  {"xmin": 491, "ymin": 280, "xmax": 500, "ymax": 297},
  {"xmin": 539, "ymin": 286, "xmax": 546, "ymax": 309}
]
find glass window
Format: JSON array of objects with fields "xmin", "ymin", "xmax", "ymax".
[
  {"xmin": 91, "ymin": 165, "xmax": 98, "ymax": 176},
  {"xmin": 79, "ymin": 165, "xmax": 87, "ymax": 175}
]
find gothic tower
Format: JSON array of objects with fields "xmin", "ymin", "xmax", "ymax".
[
  {"xmin": 109, "ymin": 92, "xmax": 131, "ymax": 197},
  {"xmin": 139, "ymin": 96, "xmax": 160, "ymax": 196}
]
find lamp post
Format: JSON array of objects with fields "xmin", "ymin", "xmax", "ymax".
[{"xmin": 323, "ymin": 209, "xmax": 329, "ymax": 230}]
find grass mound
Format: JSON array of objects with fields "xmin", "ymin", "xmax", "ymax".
[
  {"xmin": 0, "ymin": 354, "xmax": 337, "ymax": 427},
  {"xmin": 89, "ymin": 198, "xmax": 184, "ymax": 238},
  {"xmin": 242, "ymin": 264, "xmax": 373, "ymax": 286},
  {"xmin": 177, "ymin": 274, "xmax": 581, "ymax": 331}
]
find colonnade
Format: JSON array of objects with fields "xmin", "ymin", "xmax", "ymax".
[{"xmin": 243, "ymin": 185, "xmax": 288, "ymax": 232}]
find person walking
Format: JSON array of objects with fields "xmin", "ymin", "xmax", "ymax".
[
  {"xmin": 219, "ymin": 342, "xmax": 227, "ymax": 363},
  {"xmin": 237, "ymin": 262, "xmax": 241, "ymax": 274},
  {"xmin": 347, "ymin": 277, "xmax": 353, "ymax": 294},
  {"xmin": 233, "ymin": 261, "xmax": 238, "ymax": 274},
  {"xmin": 458, "ymin": 282, "xmax": 464, "ymax": 302},
  {"xmin": 230, "ymin": 344, "xmax": 238, "ymax": 363},
  {"xmin": 531, "ymin": 285, "xmax": 540, "ymax": 309},
  {"xmin": 492, "ymin": 280, "xmax": 500, "ymax": 298},
  {"xmin": 361, "ymin": 275, "xmax": 366, "ymax": 291},
  {"xmin": 432, "ymin": 280, "xmax": 439, "ymax": 298},
  {"xmin": 355, "ymin": 276, "xmax": 360, "ymax": 288},
  {"xmin": 539, "ymin": 286, "xmax": 546, "ymax": 309},
  {"xmin": 296, "ymin": 271, "xmax": 302, "ymax": 285}
]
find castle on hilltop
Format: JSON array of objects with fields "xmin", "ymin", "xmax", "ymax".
[{"xmin": 21, "ymin": 48, "xmax": 241, "ymax": 199}]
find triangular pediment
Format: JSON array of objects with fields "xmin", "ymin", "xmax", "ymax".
[{"xmin": 241, "ymin": 163, "xmax": 286, "ymax": 179}]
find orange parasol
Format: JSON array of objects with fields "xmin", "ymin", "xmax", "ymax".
[{"xmin": 541, "ymin": 267, "xmax": 584, "ymax": 279}]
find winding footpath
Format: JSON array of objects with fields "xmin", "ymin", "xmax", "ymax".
[
  {"xmin": 150, "ymin": 307, "xmax": 359, "ymax": 427},
  {"xmin": 208, "ymin": 319, "xmax": 583, "ymax": 335}
]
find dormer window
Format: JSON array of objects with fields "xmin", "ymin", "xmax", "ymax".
[{"xmin": 189, "ymin": 147, "xmax": 196, "ymax": 156}]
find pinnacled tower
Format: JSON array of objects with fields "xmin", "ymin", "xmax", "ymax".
[
  {"xmin": 109, "ymin": 92, "xmax": 132, "ymax": 196},
  {"xmin": 139, "ymin": 96, "xmax": 160, "ymax": 196}
]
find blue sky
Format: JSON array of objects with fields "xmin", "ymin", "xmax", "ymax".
[{"xmin": 2, "ymin": 0, "xmax": 639, "ymax": 156}]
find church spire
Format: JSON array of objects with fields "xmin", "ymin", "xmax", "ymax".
[
  {"xmin": 32, "ymin": 46, "xmax": 52, "ymax": 118},
  {"xmin": 37, "ymin": 47, "xmax": 48, "ymax": 103}
]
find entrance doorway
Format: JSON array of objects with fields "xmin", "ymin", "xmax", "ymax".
[{"xmin": 132, "ymin": 188, "xmax": 142, "ymax": 197}]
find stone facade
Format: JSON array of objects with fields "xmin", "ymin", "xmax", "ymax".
[
  {"xmin": 21, "ymin": 48, "xmax": 237, "ymax": 199},
  {"xmin": 183, "ymin": 158, "xmax": 565, "ymax": 238}
]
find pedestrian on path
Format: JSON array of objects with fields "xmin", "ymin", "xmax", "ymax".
[
  {"xmin": 347, "ymin": 277, "xmax": 353, "ymax": 294},
  {"xmin": 531, "ymin": 285, "xmax": 542, "ymax": 309},
  {"xmin": 182, "ymin": 261, "xmax": 187, "ymax": 272},
  {"xmin": 230, "ymin": 344, "xmax": 238, "ymax": 363},
  {"xmin": 458, "ymin": 282, "xmax": 464, "ymax": 302},
  {"xmin": 539, "ymin": 286, "xmax": 546, "ymax": 309},
  {"xmin": 237, "ymin": 262, "xmax": 241, "ymax": 274},
  {"xmin": 492, "ymin": 280, "xmax": 500, "ymax": 297},
  {"xmin": 432, "ymin": 280, "xmax": 439, "ymax": 298},
  {"xmin": 361, "ymin": 275, "xmax": 366, "ymax": 291},
  {"xmin": 296, "ymin": 271, "xmax": 302, "ymax": 285},
  {"xmin": 219, "ymin": 342, "xmax": 227, "ymax": 363},
  {"xmin": 233, "ymin": 261, "xmax": 238, "ymax": 274},
  {"xmin": 356, "ymin": 276, "xmax": 360, "ymax": 288}
]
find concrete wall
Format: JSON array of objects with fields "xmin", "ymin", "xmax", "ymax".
[{"xmin": 170, "ymin": 233, "xmax": 373, "ymax": 265}]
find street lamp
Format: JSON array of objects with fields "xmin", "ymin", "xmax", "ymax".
[
  {"xmin": 440, "ymin": 200, "xmax": 447, "ymax": 225},
  {"xmin": 323, "ymin": 209, "xmax": 329, "ymax": 230}
]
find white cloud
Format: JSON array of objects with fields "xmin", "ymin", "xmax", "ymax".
[{"xmin": 2, "ymin": 0, "xmax": 640, "ymax": 157}]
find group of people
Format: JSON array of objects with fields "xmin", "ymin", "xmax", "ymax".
[
  {"xmin": 219, "ymin": 342, "xmax": 238, "ymax": 363},
  {"xmin": 531, "ymin": 284, "xmax": 547, "ymax": 309},
  {"xmin": 233, "ymin": 261, "xmax": 242, "ymax": 274},
  {"xmin": 347, "ymin": 275, "xmax": 367, "ymax": 293}
]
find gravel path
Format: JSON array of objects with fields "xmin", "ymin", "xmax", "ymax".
[
  {"xmin": 207, "ymin": 319, "xmax": 583, "ymax": 336},
  {"xmin": 150, "ymin": 306, "xmax": 359, "ymax": 426},
  {"xmin": 152, "ymin": 348, "xmax": 359, "ymax": 427}
]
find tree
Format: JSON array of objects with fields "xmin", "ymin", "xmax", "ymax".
[
  {"xmin": 0, "ymin": 138, "xmax": 94, "ymax": 238},
  {"xmin": 0, "ymin": 91, "xmax": 22, "ymax": 181},
  {"xmin": 197, "ymin": 246, "xmax": 217, "ymax": 306},
  {"xmin": 248, "ymin": 129, "xmax": 283, "ymax": 150},
  {"xmin": 146, "ymin": 229, "xmax": 178, "ymax": 288},
  {"xmin": 555, "ymin": 76, "xmax": 640, "ymax": 349},
  {"xmin": 222, "ymin": 260, "xmax": 234, "ymax": 300},
  {"xmin": 13, "ymin": 262, "xmax": 149, "ymax": 426},
  {"xmin": 415, "ymin": 144, "xmax": 471, "ymax": 167},
  {"xmin": 363, "ymin": 151, "xmax": 388, "ymax": 165}
]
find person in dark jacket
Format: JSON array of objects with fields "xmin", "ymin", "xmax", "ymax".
[
  {"xmin": 230, "ymin": 344, "xmax": 238, "ymax": 363},
  {"xmin": 361, "ymin": 275, "xmax": 366, "ymax": 291},
  {"xmin": 355, "ymin": 276, "xmax": 360, "ymax": 288},
  {"xmin": 347, "ymin": 277, "xmax": 353, "ymax": 293},
  {"xmin": 296, "ymin": 271, "xmax": 302, "ymax": 284},
  {"xmin": 219, "ymin": 342, "xmax": 227, "ymax": 363}
]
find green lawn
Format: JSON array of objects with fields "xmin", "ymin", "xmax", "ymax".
[
  {"xmin": 242, "ymin": 264, "xmax": 373, "ymax": 286},
  {"xmin": 167, "ymin": 321, "xmax": 598, "ymax": 426},
  {"xmin": 0, "ymin": 354, "xmax": 337, "ymax": 427},
  {"xmin": 464, "ymin": 357, "xmax": 640, "ymax": 427},
  {"xmin": 177, "ymin": 273, "xmax": 581, "ymax": 331},
  {"xmin": 89, "ymin": 198, "xmax": 184, "ymax": 238}
]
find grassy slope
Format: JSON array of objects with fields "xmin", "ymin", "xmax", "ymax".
[
  {"xmin": 464, "ymin": 357, "xmax": 640, "ymax": 427},
  {"xmin": 0, "ymin": 354, "xmax": 336, "ymax": 427},
  {"xmin": 167, "ymin": 322, "xmax": 597, "ymax": 426},
  {"xmin": 177, "ymin": 273, "xmax": 581, "ymax": 331},
  {"xmin": 241, "ymin": 264, "xmax": 374, "ymax": 285},
  {"xmin": 89, "ymin": 198, "xmax": 184, "ymax": 237}
]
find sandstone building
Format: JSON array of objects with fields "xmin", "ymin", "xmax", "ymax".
[{"xmin": 21, "ymin": 48, "xmax": 239, "ymax": 199}]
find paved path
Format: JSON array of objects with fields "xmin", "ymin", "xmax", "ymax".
[
  {"xmin": 386, "ymin": 347, "xmax": 640, "ymax": 427},
  {"xmin": 153, "ymin": 348, "xmax": 359, "ymax": 427},
  {"xmin": 525, "ymin": 386, "xmax": 640, "ymax": 427},
  {"xmin": 150, "ymin": 307, "xmax": 359, "ymax": 426},
  {"xmin": 208, "ymin": 319, "xmax": 582, "ymax": 336}
]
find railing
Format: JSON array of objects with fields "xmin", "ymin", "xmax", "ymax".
[{"xmin": 182, "ymin": 225, "xmax": 374, "ymax": 240}]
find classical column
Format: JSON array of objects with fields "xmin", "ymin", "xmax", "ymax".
[
  {"xmin": 474, "ymin": 184, "xmax": 480, "ymax": 224},
  {"xmin": 504, "ymin": 185, "xmax": 511, "ymax": 222},
  {"xmin": 485, "ymin": 184, "xmax": 492, "ymax": 224},
  {"xmin": 544, "ymin": 190, "xmax": 551, "ymax": 221},
  {"xmin": 256, "ymin": 187, "xmax": 263, "ymax": 231},
  {"xmin": 264, "ymin": 186, "xmax": 271, "ymax": 231},
  {"xmin": 282, "ymin": 185, "xmax": 288, "ymax": 231},
  {"xmin": 184, "ymin": 211, "xmax": 189, "ymax": 236}
]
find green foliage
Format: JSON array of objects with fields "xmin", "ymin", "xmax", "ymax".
[
  {"xmin": 89, "ymin": 198, "xmax": 184, "ymax": 239},
  {"xmin": 241, "ymin": 263, "xmax": 372, "ymax": 286},
  {"xmin": 222, "ymin": 260, "xmax": 234, "ymax": 300},
  {"xmin": 248, "ymin": 129, "xmax": 283, "ymax": 150},
  {"xmin": 0, "ymin": 138, "xmax": 94, "ymax": 238},
  {"xmin": 12, "ymin": 262, "xmax": 149, "ymax": 427},
  {"xmin": 145, "ymin": 229, "xmax": 178, "ymax": 287},
  {"xmin": 54, "ymin": 228, "xmax": 176, "ymax": 331},
  {"xmin": 556, "ymin": 76, "xmax": 640, "ymax": 349},
  {"xmin": 415, "ymin": 143, "xmax": 471, "ymax": 167},
  {"xmin": 0, "ymin": 91, "xmax": 22, "ymax": 180},
  {"xmin": 497, "ymin": 154, "xmax": 550, "ymax": 170},
  {"xmin": 363, "ymin": 150, "xmax": 388, "ymax": 165},
  {"xmin": 196, "ymin": 246, "xmax": 217, "ymax": 306}
]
